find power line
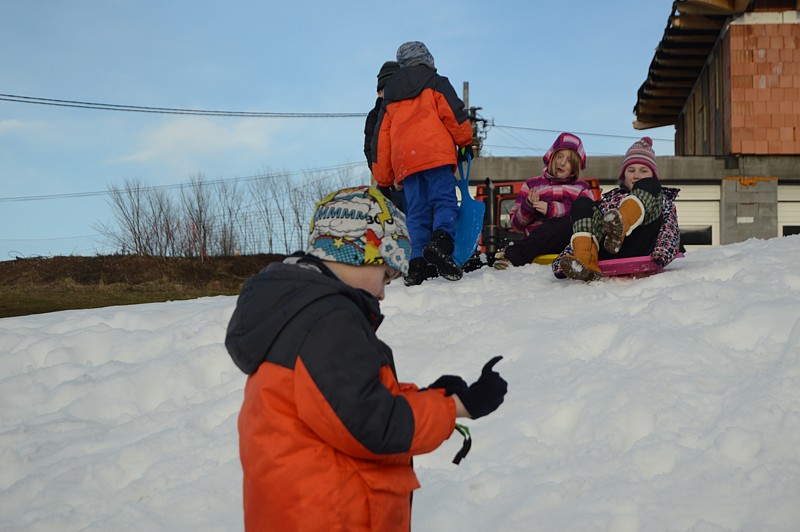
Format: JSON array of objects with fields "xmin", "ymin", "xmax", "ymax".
[
  {"xmin": 0, "ymin": 162, "xmax": 367, "ymax": 203},
  {"xmin": 482, "ymin": 144, "xmax": 623, "ymax": 157},
  {"xmin": 488, "ymin": 122, "xmax": 673, "ymax": 142},
  {"xmin": 0, "ymin": 93, "xmax": 368, "ymax": 118}
]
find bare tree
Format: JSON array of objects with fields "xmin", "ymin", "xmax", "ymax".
[
  {"xmin": 215, "ymin": 179, "xmax": 244, "ymax": 256},
  {"xmin": 263, "ymin": 173, "xmax": 294, "ymax": 253},
  {"xmin": 287, "ymin": 181, "xmax": 312, "ymax": 251},
  {"xmin": 180, "ymin": 174, "xmax": 214, "ymax": 258},
  {"xmin": 99, "ymin": 164, "xmax": 372, "ymax": 257},
  {"xmin": 98, "ymin": 179, "xmax": 150, "ymax": 255},
  {"xmin": 248, "ymin": 169, "xmax": 279, "ymax": 253},
  {"xmin": 146, "ymin": 187, "xmax": 178, "ymax": 256}
]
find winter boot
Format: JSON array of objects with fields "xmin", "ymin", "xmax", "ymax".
[
  {"xmin": 423, "ymin": 230, "xmax": 463, "ymax": 281},
  {"xmin": 424, "ymin": 262, "xmax": 440, "ymax": 281},
  {"xmin": 493, "ymin": 251, "xmax": 512, "ymax": 270},
  {"xmin": 560, "ymin": 233, "xmax": 602, "ymax": 282},
  {"xmin": 603, "ymin": 196, "xmax": 645, "ymax": 254},
  {"xmin": 403, "ymin": 257, "xmax": 429, "ymax": 287}
]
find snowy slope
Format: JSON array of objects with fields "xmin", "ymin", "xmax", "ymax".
[{"xmin": 1, "ymin": 236, "xmax": 799, "ymax": 531}]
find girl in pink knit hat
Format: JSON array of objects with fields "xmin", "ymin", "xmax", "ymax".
[
  {"xmin": 553, "ymin": 136, "xmax": 682, "ymax": 281},
  {"xmin": 494, "ymin": 132, "xmax": 597, "ymax": 269}
]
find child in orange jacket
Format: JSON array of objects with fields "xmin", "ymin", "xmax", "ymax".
[
  {"xmin": 372, "ymin": 41, "xmax": 474, "ymax": 286},
  {"xmin": 225, "ymin": 186, "xmax": 507, "ymax": 531}
]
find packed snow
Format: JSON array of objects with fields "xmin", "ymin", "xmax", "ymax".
[{"xmin": 2, "ymin": 236, "xmax": 800, "ymax": 531}]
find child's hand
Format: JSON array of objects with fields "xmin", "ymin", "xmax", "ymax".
[
  {"xmin": 454, "ymin": 356, "xmax": 508, "ymax": 419},
  {"xmin": 527, "ymin": 190, "xmax": 547, "ymax": 215}
]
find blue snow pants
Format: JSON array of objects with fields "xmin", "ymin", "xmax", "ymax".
[{"xmin": 402, "ymin": 165, "xmax": 458, "ymax": 259}]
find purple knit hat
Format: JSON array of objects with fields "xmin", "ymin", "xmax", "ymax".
[
  {"xmin": 619, "ymin": 137, "xmax": 658, "ymax": 181},
  {"xmin": 543, "ymin": 132, "xmax": 586, "ymax": 170}
]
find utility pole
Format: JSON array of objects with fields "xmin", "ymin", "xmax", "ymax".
[{"xmin": 462, "ymin": 81, "xmax": 487, "ymax": 157}]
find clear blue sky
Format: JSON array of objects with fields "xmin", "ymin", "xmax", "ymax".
[{"xmin": 0, "ymin": 0, "xmax": 676, "ymax": 259}]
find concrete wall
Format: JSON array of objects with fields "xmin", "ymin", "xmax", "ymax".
[
  {"xmin": 720, "ymin": 177, "xmax": 779, "ymax": 243},
  {"xmin": 468, "ymin": 155, "xmax": 800, "ymax": 246},
  {"xmin": 470, "ymin": 155, "xmax": 800, "ymax": 185}
]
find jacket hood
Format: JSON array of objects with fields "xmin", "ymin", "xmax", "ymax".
[
  {"xmin": 225, "ymin": 256, "xmax": 383, "ymax": 375},
  {"xmin": 382, "ymin": 64, "xmax": 439, "ymax": 103}
]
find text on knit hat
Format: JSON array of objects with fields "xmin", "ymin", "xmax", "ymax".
[{"xmin": 306, "ymin": 186, "xmax": 411, "ymax": 275}]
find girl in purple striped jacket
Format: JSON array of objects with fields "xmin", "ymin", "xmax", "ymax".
[{"xmin": 494, "ymin": 132, "xmax": 596, "ymax": 269}]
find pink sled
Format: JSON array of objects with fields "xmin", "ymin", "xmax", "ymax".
[{"xmin": 534, "ymin": 252, "xmax": 685, "ymax": 277}]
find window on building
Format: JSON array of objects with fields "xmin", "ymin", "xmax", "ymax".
[
  {"xmin": 680, "ymin": 226, "xmax": 713, "ymax": 246},
  {"xmin": 783, "ymin": 226, "xmax": 800, "ymax": 237}
]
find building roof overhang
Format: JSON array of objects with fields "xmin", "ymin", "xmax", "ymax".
[{"xmin": 633, "ymin": 0, "xmax": 755, "ymax": 130}]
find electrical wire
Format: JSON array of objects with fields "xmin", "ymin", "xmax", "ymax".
[
  {"xmin": 0, "ymin": 162, "xmax": 367, "ymax": 203},
  {"xmin": 0, "ymin": 93, "xmax": 367, "ymax": 118},
  {"xmin": 487, "ymin": 122, "xmax": 673, "ymax": 142}
]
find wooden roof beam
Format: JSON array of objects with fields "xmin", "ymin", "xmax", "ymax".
[
  {"xmin": 654, "ymin": 56, "xmax": 706, "ymax": 68},
  {"xmin": 660, "ymin": 45, "xmax": 714, "ymax": 56},
  {"xmin": 634, "ymin": 118, "xmax": 677, "ymax": 130},
  {"xmin": 648, "ymin": 67, "xmax": 700, "ymax": 78},
  {"xmin": 645, "ymin": 77, "xmax": 696, "ymax": 87},
  {"xmin": 642, "ymin": 87, "xmax": 692, "ymax": 97},
  {"xmin": 675, "ymin": 0, "xmax": 738, "ymax": 15},
  {"xmin": 670, "ymin": 14, "xmax": 726, "ymax": 30},
  {"xmin": 637, "ymin": 98, "xmax": 687, "ymax": 107},
  {"xmin": 663, "ymin": 33, "xmax": 718, "ymax": 43},
  {"xmin": 637, "ymin": 104, "xmax": 684, "ymax": 115}
]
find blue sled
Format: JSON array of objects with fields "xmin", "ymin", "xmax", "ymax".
[{"xmin": 452, "ymin": 156, "xmax": 485, "ymax": 267}]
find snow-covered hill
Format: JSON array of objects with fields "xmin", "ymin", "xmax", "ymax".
[{"xmin": 2, "ymin": 236, "xmax": 799, "ymax": 531}]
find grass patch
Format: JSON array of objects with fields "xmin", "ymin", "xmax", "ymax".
[
  {"xmin": 0, "ymin": 254, "xmax": 286, "ymax": 318},
  {"xmin": 0, "ymin": 283, "xmax": 240, "ymax": 318}
]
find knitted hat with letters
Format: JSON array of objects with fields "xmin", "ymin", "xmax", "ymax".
[
  {"xmin": 306, "ymin": 186, "xmax": 411, "ymax": 275},
  {"xmin": 543, "ymin": 132, "xmax": 586, "ymax": 170},
  {"xmin": 619, "ymin": 136, "xmax": 658, "ymax": 181},
  {"xmin": 396, "ymin": 41, "xmax": 435, "ymax": 69},
  {"xmin": 377, "ymin": 61, "xmax": 399, "ymax": 91}
]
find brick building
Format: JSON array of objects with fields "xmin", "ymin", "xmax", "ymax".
[
  {"xmin": 473, "ymin": 0, "xmax": 800, "ymax": 247},
  {"xmin": 635, "ymin": 0, "xmax": 800, "ymax": 157}
]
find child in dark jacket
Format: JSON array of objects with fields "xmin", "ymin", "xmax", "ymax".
[
  {"xmin": 225, "ymin": 186, "xmax": 507, "ymax": 531},
  {"xmin": 553, "ymin": 137, "xmax": 681, "ymax": 281},
  {"xmin": 364, "ymin": 60, "xmax": 404, "ymax": 211},
  {"xmin": 494, "ymin": 132, "xmax": 595, "ymax": 269},
  {"xmin": 372, "ymin": 41, "xmax": 474, "ymax": 286}
]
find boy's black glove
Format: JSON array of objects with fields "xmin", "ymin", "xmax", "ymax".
[
  {"xmin": 377, "ymin": 185, "xmax": 395, "ymax": 198},
  {"xmin": 426, "ymin": 375, "xmax": 468, "ymax": 396},
  {"xmin": 457, "ymin": 146, "xmax": 473, "ymax": 162},
  {"xmin": 455, "ymin": 356, "xmax": 507, "ymax": 419}
]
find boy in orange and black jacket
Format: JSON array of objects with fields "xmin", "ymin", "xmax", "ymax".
[
  {"xmin": 225, "ymin": 186, "xmax": 507, "ymax": 531},
  {"xmin": 371, "ymin": 41, "xmax": 474, "ymax": 286}
]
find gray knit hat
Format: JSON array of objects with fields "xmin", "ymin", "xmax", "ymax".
[{"xmin": 396, "ymin": 41, "xmax": 435, "ymax": 69}]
